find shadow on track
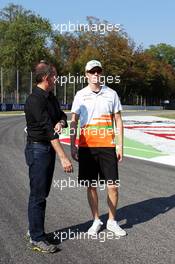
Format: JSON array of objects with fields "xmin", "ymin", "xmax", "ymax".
[{"xmin": 46, "ymin": 194, "xmax": 175, "ymax": 244}]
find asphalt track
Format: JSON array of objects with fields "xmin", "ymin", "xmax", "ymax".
[{"xmin": 0, "ymin": 115, "xmax": 175, "ymax": 264}]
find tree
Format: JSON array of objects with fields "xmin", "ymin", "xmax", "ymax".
[
  {"xmin": 0, "ymin": 3, "xmax": 52, "ymax": 70},
  {"xmin": 146, "ymin": 43, "xmax": 175, "ymax": 68}
]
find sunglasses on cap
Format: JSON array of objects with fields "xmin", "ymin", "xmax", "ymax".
[{"xmin": 87, "ymin": 67, "xmax": 102, "ymax": 74}]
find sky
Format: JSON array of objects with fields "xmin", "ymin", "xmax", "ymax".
[{"xmin": 0, "ymin": 0, "xmax": 175, "ymax": 48}]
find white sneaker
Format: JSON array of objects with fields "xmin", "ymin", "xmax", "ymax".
[
  {"xmin": 27, "ymin": 230, "xmax": 30, "ymax": 238},
  {"xmin": 87, "ymin": 219, "xmax": 103, "ymax": 236},
  {"xmin": 107, "ymin": 220, "xmax": 127, "ymax": 237}
]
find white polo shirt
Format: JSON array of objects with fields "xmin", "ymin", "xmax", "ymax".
[{"xmin": 71, "ymin": 85, "xmax": 122, "ymax": 147}]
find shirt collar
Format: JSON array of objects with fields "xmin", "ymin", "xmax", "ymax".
[
  {"xmin": 33, "ymin": 86, "xmax": 50, "ymax": 98},
  {"xmin": 87, "ymin": 85, "xmax": 106, "ymax": 95}
]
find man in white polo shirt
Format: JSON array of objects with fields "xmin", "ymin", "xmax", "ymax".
[{"xmin": 70, "ymin": 60, "xmax": 126, "ymax": 237}]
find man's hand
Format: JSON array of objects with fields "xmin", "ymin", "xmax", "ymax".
[
  {"xmin": 54, "ymin": 122, "xmax": 63, "ymax": 134},
  {"xmin": 117, "ymin": 146, "xmax": 123, "ymax": 162},
  {"xmin": 114, "ymin": 111, "xmax": 123, "ymax": 163},
  {"xmin": 60, "ymin": 156, "xmax": 73, "ymax": 173},
  {"xmin": 71, "ymin": 145, "xmax": 79, "ymax": 161},
  {"xmin": 51, "ymin": 138, "xmax": 73, "ymax": 173}
]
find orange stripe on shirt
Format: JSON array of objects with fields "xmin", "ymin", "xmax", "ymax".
[
  {"xmin": 92, "ymin": 117, "xmax": 112, "ymax": 120},
  {"xmin": 83, "ymin": 122, "xmax": 113, "ymax": 127}
]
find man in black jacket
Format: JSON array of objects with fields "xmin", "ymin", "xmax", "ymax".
[{"xmin": 24, "ymin": 61, "xmax": 73, "ymax": 253}]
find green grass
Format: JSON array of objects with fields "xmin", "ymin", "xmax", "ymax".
[
  {"xmin": 155, "ymin": 114, "xmax": 175, "ymax": 120},
  {"xmin": 0, "ymin": 111, "xmax": 24, "ymax": 115},
  {"xmin": 124, "ymin": 137, "xmax": 166, "ymax": 158}
]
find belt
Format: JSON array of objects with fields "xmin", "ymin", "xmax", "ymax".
[{"xmin": 27, "ymin": 140, "xmax": 50, "ymax": 145}]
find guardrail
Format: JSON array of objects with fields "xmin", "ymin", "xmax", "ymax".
[
  {"xmin": 0, "ymin": 103, "xmax": 164, "ymax": 111},
  {"xmin": 122, "ymin": 105, "xmax": 163, "ymax": 110},
  {"xmin": 0, "ymin": 103, "xmax": 25, "ymax": 111}
]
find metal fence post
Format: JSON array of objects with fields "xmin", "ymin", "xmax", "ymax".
[
  {"xmin": 30, "ymin": 71, "xmax": 33, "ymax": 94},
  {"xmin": 1, "ymin": 67, "xmax": 3, "ymax": 104},
  {"xmin": 16, "ymin": 69, "xmax": 19, "ymax": 104}
]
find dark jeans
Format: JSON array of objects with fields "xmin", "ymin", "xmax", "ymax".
[{"xmin": 25, "ymin": 142, "xmax": 56, "ymax": 241}]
